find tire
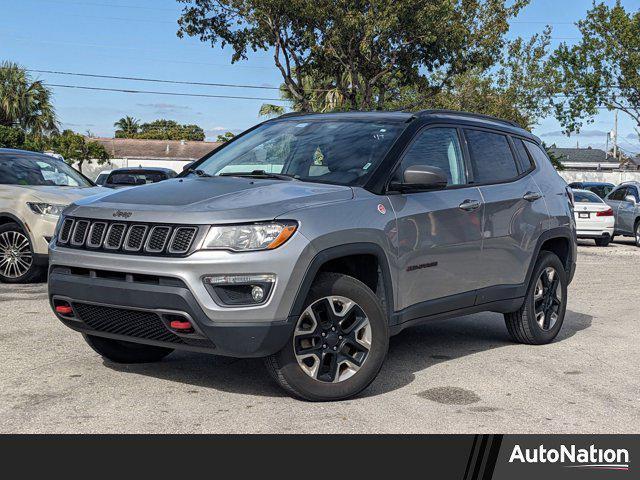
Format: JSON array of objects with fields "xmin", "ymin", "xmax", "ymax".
[
  {"xmin": 594, "ymin": 236, "xmax": 610, "ymax": 247},
  {"xmin": 265, "ymin": 273, "xmax": 389, "ymax": 401},
  {"xmin": 504, "ymin": 251, "xmax": 567, "ymax": 345},
  {"xmin": 83, "ymin": 334, "xmax": 173, "ymax": 363},
  {"xmin": 0, "ymin": 222, "xmax": 44, "ymax": 283},
  {"xmin": 635, "ymin": 221, "xmax": 640, "ymax": 247}
]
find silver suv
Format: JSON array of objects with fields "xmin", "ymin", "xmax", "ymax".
[
  {"xmin": 48, "ymin": 110, "xmax": 576, "ymax": 401},
  {"xmin": 605, "ymin": 181, "xmax": 640, "ymax": 246}
]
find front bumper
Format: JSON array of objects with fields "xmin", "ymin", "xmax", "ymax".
[
  {"xmin": 49, "ymin": 270, "xmax": 295, "ymax": 357},
  {"xmin": 48, "ymin": 231, "xmax": 316, "ymax": 357}
]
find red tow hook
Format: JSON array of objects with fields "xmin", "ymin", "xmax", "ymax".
[
  {"xmin": 55, "ymin": 304, "xmax": 73, "ymax": 316},
  {"xmin": 170, "ymin": 319, "xmax": 194, "ymax": 333}
]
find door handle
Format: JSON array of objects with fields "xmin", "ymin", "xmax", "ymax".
[
  {"xmin": 459, "ymin": 199, "xmax": 481, "ymax": 211},
  {"xmin": 523, "ymin": 191, "xmax": 542, "ymax": 202}
]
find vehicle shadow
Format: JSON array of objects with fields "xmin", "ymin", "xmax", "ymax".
[{"xmin": 104, "ymin": 309, "xmax": 592, "ymax": 399}]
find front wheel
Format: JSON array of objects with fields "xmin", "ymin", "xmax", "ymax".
[
  {"xmin": 83, "ymin": 334, "xmax": 174, "ymax": 363},
  {"xmin": 635, "ymin": 221, "xmax": 640, "ymax": 247},
  {"xmin": 0, "ymin": 222, "xmax": 43, "ymax": 283},
  {"xmin": 504, "ymin": 251, "xmax": 567, "ymax": 345},
  {"xmin": 266, "ymin": 273, "xmax": 389, "ymax": 401}
]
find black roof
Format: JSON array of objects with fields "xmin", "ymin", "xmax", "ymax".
[
  {"xmin": 274, "ymin": 109, "xmax": 538, "ymax": 142},
  {"xmin": 549, "ymin": 147, "xmax": 617, "ymax": 164}
]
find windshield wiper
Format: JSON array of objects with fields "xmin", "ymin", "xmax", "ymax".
[
  {"xmin": 185, "ymin": 167, "xmax": 212, "ymax": 177},
  {"xmin": 219, "ymin": 170, "xmax": 298, "ymax": 181}
]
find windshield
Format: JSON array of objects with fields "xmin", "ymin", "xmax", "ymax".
[
  {"xmin": 0, "ymin": 152, "xmax": 93, "ymax": 187},
  {"xmin": 191, "ymin": 119, "xmax": 405, "ymax": 186},
  {"xmin": 574, "ymin": 190, "xmax": 604, "ymax": 203}
]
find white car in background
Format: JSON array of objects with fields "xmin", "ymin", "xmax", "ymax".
[
  {"xmin": 94, "ymin": 170, "xmax": 112, "ymax": 186},
  {"xmin": 572, "ymin": 188, "xmax": 615, "ymax": 246},
  {"xmin": 0, "ymin": 148, "xmax": 103, "ymax": 283}
]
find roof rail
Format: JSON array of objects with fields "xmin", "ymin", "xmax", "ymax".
[
  {"xmin": 415, "ymin": 109, "xmax": 522, "ymax": 128},
  {"xmin": 277, "ymin": 111, "xmax": 315, "ymax": 119}
]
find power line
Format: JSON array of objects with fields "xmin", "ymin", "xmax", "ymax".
[
  {"xmin": 28, "ymin": 69, "xmax": 281, "ymax": 91},
  {"xmin": 45, "ymin": 83, "xmax": 288, "ymax": 102}
]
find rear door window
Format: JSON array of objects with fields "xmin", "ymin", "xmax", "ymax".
[
  {"xmin": 464, "ymin": 129, "xmax": 519, "ymax": 183},
  {"xmin": 608, "ymin": 187, "xmax": 627, "ymax": 201},
  {"xmin": 512, "ymin": 138, "xmax": 535, "ymax": 173}
]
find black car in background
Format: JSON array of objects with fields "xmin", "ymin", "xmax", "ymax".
[
  {"xmin": 568, "ymin": 181, "xmax": 615, "ymax": 199},
  {"xmin": 103, "ymin": 167, "xmax": 176, "ymax": 189}
]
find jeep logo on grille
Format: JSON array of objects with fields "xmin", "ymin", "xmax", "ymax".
[{"xmin": 113, "ymin": 210, "xmax": 133, "ymax": 219}]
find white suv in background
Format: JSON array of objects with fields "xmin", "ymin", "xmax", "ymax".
[{"xmin": 0, "ymin": 148, "xmax": 103, "ymax": 283}]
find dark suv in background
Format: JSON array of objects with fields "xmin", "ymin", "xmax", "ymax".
[{"xmin": 49, "ymin": 110, "xmax": 576, "ymax": 401}]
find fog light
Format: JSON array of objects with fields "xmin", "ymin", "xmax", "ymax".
[{"xmin": 251, "ymin": 285, "xmax": 265, "ymax": 303}]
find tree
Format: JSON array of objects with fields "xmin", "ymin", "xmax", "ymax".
[
  {"xmin": 258, "ymin": 103, "xmax": 285, "ymax": 118},
  {"xmin": 552, "ymin": 1, "xmax": 640, "ymax": 137},
  {"xmin": 116, "ymin": 119, "xmax": 205, "ymax": 141},
  {"xmin": 177, "ymin": 0, "xmax": 528, "ymax": 111},
  {"xmin": 0, "ymin": 61, "xmax": 58, "ymax": 136},
  {"xmin": 216, "ymin": 131, "xmax": 235, "ymax": 142},
  {"xmin": 113, "ymin": 116, "xmax": 140, "ymax": 136},
  {"xmin": 50, "ymin": 130, "xmax": 110, "ymax": 172}
]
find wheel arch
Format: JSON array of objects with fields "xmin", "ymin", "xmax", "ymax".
[
  {"xmin": 288, "ymin": 243, "xmax": 395, "ymax": 321},
  {"xmin": 526, "ymin": 227, "xmax": 576, "ymax": 286},
  {"xmin": 0, "ymin": 213, "xmax": 29, "ymax": 234}
]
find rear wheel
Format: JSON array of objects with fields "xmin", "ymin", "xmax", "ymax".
[
  {"xmin": 0, "ymin": 222, "xmax": 43, "ymax": 283},
  {"xmin": 635, "ymin": 221, "xmax": 640, "ymax": 247},
  {"xmin": 594, "ymin": 236, "xmax": 610, "ymax": 247},
  {"xmin": 266, "ymin": 273, "xmax": 389, "ymax": 401},
  {"xmin": 505, "ymin": 251, "xmax": 567, "ymax": 345},
  {"xmin": 83, "ymin": 334, "xmax": 173, "ymax": 363}
]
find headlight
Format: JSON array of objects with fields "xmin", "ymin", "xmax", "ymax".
[
  {"xmin": 202, "ymin": 222, "xmax": 297, "ymax": 251},
  {"xmin": 27, "ymin": 202, "xmax": 67, "ymax": 217}
]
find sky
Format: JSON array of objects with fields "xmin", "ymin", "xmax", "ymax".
[{"xmin": 1, "ymin": 0, "xmax": 639, "ymax": 154}]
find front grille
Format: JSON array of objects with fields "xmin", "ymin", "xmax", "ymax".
[
  {"xmin": 57, "ymin": 217, "xmax": 201, "ymax": 257},
  {"xmin": 73, "ymin": 303, "xmax": 183, "ymax": 344}
]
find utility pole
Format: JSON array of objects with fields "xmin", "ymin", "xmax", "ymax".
[{"xmin": 613, "ymin": 109, "xmax": 618, "ymax": 161}]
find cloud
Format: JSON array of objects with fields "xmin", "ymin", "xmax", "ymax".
[
  {"xmin": 136, "ymin": 103, "xmax": 191, "ymax": 114},
  {"xmin": 540, "ymin": 129, "xmax": 610, "ymax": 138},
  {"xmin": 627, "ymin": 133, "xmax": 639, "ymax": 140},
  {"xmin": 207, "ymin": 126, "xmax": 228, "ymax": 132}
]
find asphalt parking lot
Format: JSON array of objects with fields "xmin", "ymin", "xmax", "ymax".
[{"xmin": 1, "ymin": 239, "xmax": 639, "ymax": 434}]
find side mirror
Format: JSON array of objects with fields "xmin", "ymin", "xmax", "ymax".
[
  {"xmin": 391, "ymin": 165, "xmax": 448, "ymax": 192},
  {"xmin": 624, "ymin": 195, "xmax": 636, "ymax": 205},
  {"xmin": 182, "ymin": 162, "xmax": 194, "ymax": 172}
]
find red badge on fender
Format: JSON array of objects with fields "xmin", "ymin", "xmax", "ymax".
[{"xmin": 377, "ymin": 204, "xmax": 386, "ymax": 215}]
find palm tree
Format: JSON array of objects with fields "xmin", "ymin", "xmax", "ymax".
[
  {"xmin": 0, "ymin": 61, "xmax": 58, "ymax": 136},
  {"xmin": 113, "ymin": 116, "xmax": 140, "ymax": 136}
]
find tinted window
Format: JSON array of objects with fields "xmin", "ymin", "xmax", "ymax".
[
  {"xmin": 0, "ymin": 153, "xmax": 92, "ymax": 187},
  {"xmin": 399, "ymin": 127, "xmax": 465, "ymax": 186},
  {"xmin": 608, "ymin": 187, "xmax": 627, "ymax": 201},
  {"xmin": 512, "ymin": 138, "xmax": 534, "ymax": 173},
  {"xmin": 585, "ymin": 184, "xmax": 613, "ymax": 198},
  {"xmin": 524, "ymin": 141, "xmax": 555, "ymax": 169},
  {"xmin": 626, "ymin": 186, "xmax": 639, "ymax": 201},
  {"xmin": 195, "ymin": 120, "xmax": 405, "ymax": 186},
  {"xmin": 573, "ymin": 190, "xmax": 603, "ymax": 203},
  {"xmin": 465, "ymin": 130, "xmax": 518, "ymax": 183}
]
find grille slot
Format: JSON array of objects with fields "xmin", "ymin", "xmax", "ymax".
[
  {"xmin": 71, "ymin": 220, "xmax": 90, "ymax": 246},
  {"xmin": 145, "ymin": 226, "xmax": 172, "ymax": 253},
  {"xmin": 73, "ymin": 303, "xmax": 183, "ymax": 344},
  {"xmin": 59, "ymin": 218, "xmax": 74, "ymax": 244},
  {"xmin": 104, "ymin": 223, "xmax": 126, "ymax": 250},
  {"xmin": 123, "ymin": 225, "xmax": 148, "ymax": 252},
  {"xmin": 169, "ymin": 227, "xmax": 198, "ymax": 254},
  {"xmin": 86, "ymin": 222, "xmax": 107, "ymax": 248}
]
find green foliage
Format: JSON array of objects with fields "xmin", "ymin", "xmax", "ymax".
[
  {"xmin": 49, "ymin": 130, "xmax": 110, "ymax": 172},
  {"xmin": 0, "ymin": 61, "xmax": 58, "ymax": 136},
  {"xmin": 552, "ymin": 1, "xmax": 640, "ymax": 134},
  {"xmin": 216, "ymin": 131, "xmax": 236, "ymax": 142},
  {"xmin": 258, "ymin": 103, "xmax": 285, "ymax": 118},
  {"xmin": 0, "ymin": 125, "xmax": 48, "ymax": 151},
  {"xmin": 543, "ymin": 143, "xmax": 564, "ymax": 171},
  {"xmin": 178, "ymin": 0, "xmax": 529, "ymax": 111},
  {"xmin": 115, "ymin": 119, "xmax": 205, "ymax": 141},
  {"xmin": 113, "ymin": 116, "xmax": 141, "ymax": 136}
]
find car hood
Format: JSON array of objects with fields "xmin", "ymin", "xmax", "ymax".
[
  {"xmin": 20, "ymin": 185, "xmax": 105, "ymax": 204},
  {"xmin": 66, "ymin": 176, "xmax": 354, "ymax": 223}
]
